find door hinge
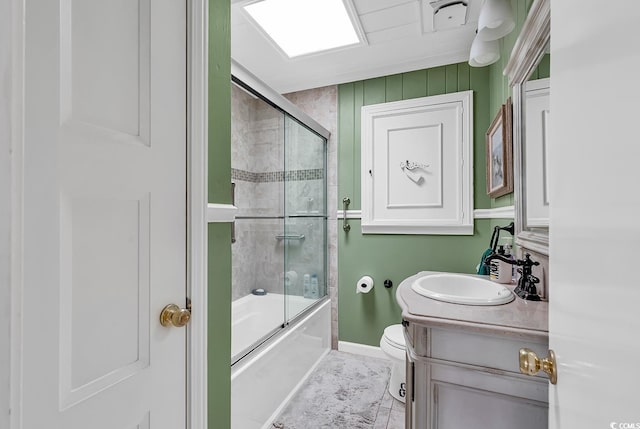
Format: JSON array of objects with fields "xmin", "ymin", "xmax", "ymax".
[{"xmin": 186, "ymin": 297, "xmax": 192, "ymax": 312}]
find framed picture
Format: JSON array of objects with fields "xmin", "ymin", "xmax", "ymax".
[{"xmin": 486, "ymin": 98, "xmax": 513, "ymax": 198}]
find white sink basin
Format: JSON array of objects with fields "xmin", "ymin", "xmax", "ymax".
[{"xmin": 411, "ymin": 273, "xmax": 514, "ymax": 306}]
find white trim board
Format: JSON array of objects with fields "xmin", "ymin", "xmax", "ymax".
[
  {"xmin": 207, "ymin": 203, "xmax": 238, "ymax": 223},
  {"xmin": 9, "ymin": 0, "xmax": 24, "ymax": 426},
  {"xmin": 338, "ymin": 341, "xmax": 388, "ymax": 361},
  {"xmin": 188, "ymin": 0, "xmax": 209, "ymax": 427},
  {"xmin": 473, "ymin": 206, "xmax": 515, "ymax": 219},
  {"xmin": 336, "ymin": 206, "xmax": 515, "ymax": 220},
  {"xmin": 336, "ymin": 209, "xmax": 362, "ymax": 220}
]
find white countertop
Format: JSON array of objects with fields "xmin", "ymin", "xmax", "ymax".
[{"xmin": 396, "ymin": 271, "xmax": 549, "ymax": 341}]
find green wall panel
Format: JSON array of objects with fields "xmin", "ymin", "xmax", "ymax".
[
  {"xmin": 385, "ymin": 74, "xmax": 403, "ymax": 102},
  {"xmin": 363, "ymin": 77, "xmax": 386, "ymax": 105},
  {"xmin": 207, "ymin": 0, "xmax": 231, "ymax": 427},
  {"xmin": 445, "ymin": 64, "xmax": 458, "ymax": 94},
  {"xmin": 337, "ymin": 63, "xmax": 497, "ymax": 346},
  {"xmin": 338, "ymin": 220, "xmax": 494, "ymax": 346},
  {"xmin": 427, "ymin": 66, "xmax": 446, "ymax": 96},
  {"xmin": 470, "ymin": 66, "xmax": 491, "ymax": 210},
  {"xmin": 352, "ymin": 81, "xmax": 364, "ymax": 208},
  {"xmin": 402, "ymin": 69, "xmax": 427, "ymax": 99},
  {"xmin": 338, "ymin": 83, "xmax": 355, "ymax": 205},
  {"xmin": 207, "ymin": 224, "xmax": 231, "ymax": 428}
]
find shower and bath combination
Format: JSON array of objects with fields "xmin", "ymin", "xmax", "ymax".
[{"xmin": 229, "ymin": 62, "xmax": 331, "ymax": 429}]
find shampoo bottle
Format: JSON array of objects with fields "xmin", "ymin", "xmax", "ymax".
[
  {"xmin": 310, "ymin": 274, "xmax": 319, "ymax": 299},
  {"xmin": 303, "ymin": 274, "xmax": 311, "ymax": 298}
]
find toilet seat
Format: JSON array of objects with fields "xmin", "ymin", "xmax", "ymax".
[
  {"xmin": 382, "ymin": 324, "xmax": 405, "ymax": 350},
  {"xmin": 380, "ymin": 324, "xmax": 406, "ymax": 362}
]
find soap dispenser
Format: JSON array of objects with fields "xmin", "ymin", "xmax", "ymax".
[{"xmin": 490, "ymin": 245, "xmax": 512, "ymax": 284}]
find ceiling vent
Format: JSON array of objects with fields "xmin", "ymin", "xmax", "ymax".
[{"xmin": 423, "ymin": 0, "xmax": 469, "ymax": 33}]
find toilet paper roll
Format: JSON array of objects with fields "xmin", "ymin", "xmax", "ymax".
[
  {"xmin": 285, "ymin": 271, "xmax": 298, "ymax": 288},
  {"xmin": 356, "ymin": 275, "xmax": 374, "ymax": 294}
]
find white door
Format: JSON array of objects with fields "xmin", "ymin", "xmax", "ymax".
[
  {"xmin": 22, "ymin": 0, "xmax": 187, "ymax": 428},
  {"xmin": 550, "ymin": 1, "xmax": 640, "ymax": 428}
]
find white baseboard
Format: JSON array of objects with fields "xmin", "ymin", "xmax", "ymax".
[{"xmin": 338, "ymin": 341, "xmax": 388, "ymax": 360}]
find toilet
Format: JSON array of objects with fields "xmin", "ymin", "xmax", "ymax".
[{"xmin": 380, "ymin": 324, "xmax": 407, "ymax": 403}]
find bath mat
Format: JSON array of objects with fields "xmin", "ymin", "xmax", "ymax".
[{"xmin": 273, "ymin": 350, "xmax": 391, "ymax": 429}]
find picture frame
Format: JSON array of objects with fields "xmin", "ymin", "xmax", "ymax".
[{"xmin": 486, "ymin": 98, "xmax": 513, "ymax": 198}]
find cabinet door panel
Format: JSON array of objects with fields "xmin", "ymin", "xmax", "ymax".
[
  {"xmin": 433, "ymin": 382, "xmax": 547, "ymax": 428},
  {"xmin": 429, "ymin": 362, "xmax": 548, "ymax": 429}
]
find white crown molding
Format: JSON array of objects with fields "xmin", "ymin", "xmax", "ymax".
[
  {"xmin": 207, "ymin": 203, "xmax": 238, "ymax": 223},
  {"xmin": 473, "ymin": 206, "xmax": 515, "ymax": 219}
]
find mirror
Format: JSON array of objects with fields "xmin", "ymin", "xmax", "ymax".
[{"xmin": 504, "ymin": 0, "xmax": 550, "ymax": 256}]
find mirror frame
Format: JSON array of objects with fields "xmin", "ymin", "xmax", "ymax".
[{"xmin": 504, "ymin": 0, "xmax": 550, "ymax": 256}]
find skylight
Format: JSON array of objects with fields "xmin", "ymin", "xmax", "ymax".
[{"xmin": 244, "ymin": 0, "xmax": 362, "ymax": 58}]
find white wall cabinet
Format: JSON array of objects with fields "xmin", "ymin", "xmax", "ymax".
[
  {"xmin": 361, "ymin": 92, "xmax": 473, "ymax": 235},
  {"xmin": 404, "ymin": 324, "xmax": 548, "ymax": 429}
]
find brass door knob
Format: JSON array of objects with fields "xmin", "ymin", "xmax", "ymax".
[
  {"xmin": 160, "ymin": 304, "xmax": 191, "ymax": 327},
  {"xmin": 519, "ymin": 348, "xmax": 557, "ymax": 384}
]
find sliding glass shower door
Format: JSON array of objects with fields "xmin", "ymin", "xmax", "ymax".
[
  {"xmin": 230, "ymin": 79, "xmax": 327, "ymax": 364},
  {"xmin": 284, "ymin": 115, "xmax": 327, "ymax": 322}
]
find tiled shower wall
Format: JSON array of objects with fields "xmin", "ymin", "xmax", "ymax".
[
  {"xmin": 231, "ymin": 84, "xmax": 283, "ymax": 301},
  {"xmin": 231, "ymin": 84, "xmax": 329, "ymax": 306}
]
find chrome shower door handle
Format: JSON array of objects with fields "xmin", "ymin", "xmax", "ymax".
[{"xmin": 231, "ymin": 182, "xmax": 236, "ymax": 243}]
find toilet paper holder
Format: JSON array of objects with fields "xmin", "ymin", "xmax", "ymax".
[{"xmin": 357, "ymin": 275, "xmax": 374, "ymax": 294}]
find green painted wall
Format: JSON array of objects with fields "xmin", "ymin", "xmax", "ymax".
[
  {"xmin": 338, "ymin": 219, "xmax": 495, "ymax": 346},
  {"xmin": 338, "ymin": 64, "xmax": 496, "ymax": 346},
  {"xmin": 207, "ymin": 0, "xmax": 231, "ymax": 427},
  {"xmin": 489, "ymin": 0, "xmax": 550, "ymax": 208}
]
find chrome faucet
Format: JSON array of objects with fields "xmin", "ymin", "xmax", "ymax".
[{"xmin": 485, "ymin": 253, "xmax": 541, "ymax": 301}]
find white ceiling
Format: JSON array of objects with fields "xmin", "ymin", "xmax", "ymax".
[{"xmin": 231, "ymin": 0, "xmax": 483, "ymax": 94}]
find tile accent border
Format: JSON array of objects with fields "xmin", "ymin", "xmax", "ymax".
[{"xmin": 232, "ymin": 168, "xmax": 324, "ymax": 183}]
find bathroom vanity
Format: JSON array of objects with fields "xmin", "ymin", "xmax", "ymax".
[{"xmin": 396, "ymin": 272, "xmax": 549, "ymax": 429}]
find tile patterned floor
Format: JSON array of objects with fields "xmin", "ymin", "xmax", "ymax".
[{"xmin": 273, "ymin": 351, "xmax": 405, "ymax": 429}]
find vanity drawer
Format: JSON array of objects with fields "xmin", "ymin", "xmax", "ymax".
[{"xmin": 429, "ymin": 328, "xmax": 548, "ymax": 377}]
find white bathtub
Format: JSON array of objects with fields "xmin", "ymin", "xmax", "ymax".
[{"xmin": 231, "ymin": 295, "xmax": 330, "ymax": 429}]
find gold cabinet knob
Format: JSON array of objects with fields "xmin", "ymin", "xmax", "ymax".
[
  {"xmin": 519, "ymin": 348, "xmax": 557, "ymax": 384},
  {"xmin": 160, "ymin": 304, "xmax": 191, "ymax": 327}
]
